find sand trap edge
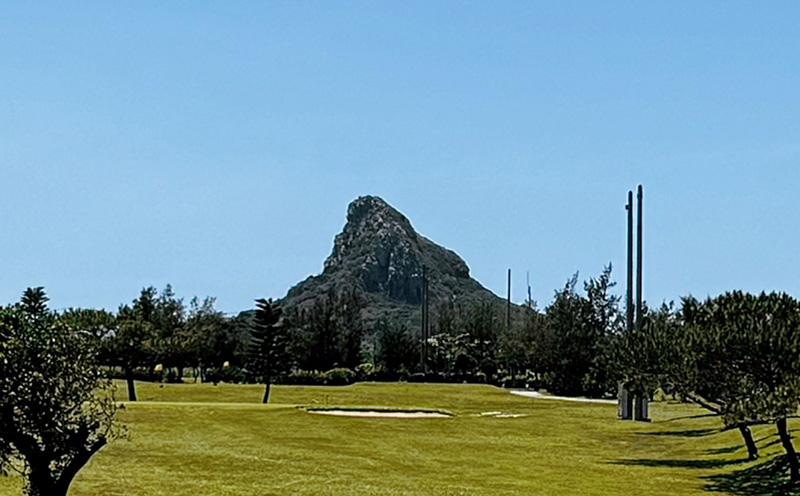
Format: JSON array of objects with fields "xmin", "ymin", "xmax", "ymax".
[{"xmin": 306, "ymin": 408, "xmax": 452, "ymax": 418}]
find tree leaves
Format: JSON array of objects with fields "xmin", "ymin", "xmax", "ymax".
[{"xmin": 0, "ymin": 288, "xmax": 121, "ymax": 495}]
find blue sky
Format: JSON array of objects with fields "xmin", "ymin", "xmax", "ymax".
[{"xmin": 2, "ymin": 2, "xmax": 799, "ymax": 314}]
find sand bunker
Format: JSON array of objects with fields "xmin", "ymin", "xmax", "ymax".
[
  {"xmin": 510, "ymin": 390, "xmax": 616, "ymax": 404},
  {"xmin": 478, "ymin": 411, "xmax": 527, "ymax": 418},
  {"xmin": 307, "ymin": 409, "xmax": 451, "ymax": 419}
]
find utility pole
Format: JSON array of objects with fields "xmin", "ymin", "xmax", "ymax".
[
  {"xmin": 506, "ymin": 269, "xmax": 511, "ymax": 332},
  {"xmin": 420, "ymin": 265, "xmax": 427, "ymax": 374},
  {"xmin": 626, "ymin": 190, "xmax": 634, "ymax": 336},
  {"xmin": 633, "ymin": 185, "xmax": 649, "ymax": 421},
  {"xmin": 619, "ymin": 187, "xmax": 648, "ymax": 421},
  {"xmin": 424, "ymin": 267, "xmax": 429, "ymax": 375},
  {"xmin": 527, "ymin": 271, "xmax": 532, "ymax": 309},
  {"xmin": 619, "ymin": 190, "xmax": 634, "ymax": 420},
  {"xmin": 636, "ymin": 185, "xmax": 643, "ymax": 334}
]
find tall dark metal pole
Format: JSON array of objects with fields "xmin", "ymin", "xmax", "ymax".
[
  {"xmin": 420, "ymin": 265, "xmax": 426, "ymax": 373},
  {"xmin": 619, "ymin": 191, "xmax": 634, "ymax": 420},
  {"xmin": 527, "ymin": 271, "xmax": 532, "ymax": 309},
  {"xmin": 424, "ymin": 268, "xmax": 429, "ymax": 374},
  {"xmin": 636, "ymin": 185, "xmax": 643, "ymax": 333},
  {"xmin": 626, "ymin": 191, "xmax": 634, "ymax": 334},
  {"xmin": 506, "ymin": 269, "xmax": 511, "ymax": 331},
  {"xmin": 634, "ymin": 184, "xmax": 649, "ymax": 421}
]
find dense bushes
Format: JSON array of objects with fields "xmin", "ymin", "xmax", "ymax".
[{"xmin": 280, "ymin": 368, "xmax": 357, "ymax": 386}]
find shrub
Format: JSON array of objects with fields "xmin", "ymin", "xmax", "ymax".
[
  {"xmin": 281, "ymin": 368, "xmax": 357, "ymax": 385},
  {"xmin": 205, "ymin": 366, "xmax": 246, "ymax": 385},
  {"xmin": 324, "ymin": 368, "xmax": 356, "ymax": 385}
]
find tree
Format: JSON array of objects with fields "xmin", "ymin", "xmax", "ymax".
[
  {"xmin": 248, "ymin": 298, "xmax": 290, "ymax": 404},
  {"xmin": 185, "ymin": 296, "xmax": 227, "ymax": 382},
  {"xmin": 545, "ymin": 266, "xmax": 621, "ymax": 397},
  {"xmin": 302, "ymin": 291, "xmax": 339, "ymax": 370},
  {"xmin": 687, "ymin": 292, "xmax": 800, "ymax": 479},
  {"xmin": 152, "ymin": 284, "xmax": 188, "ymax": 381},
  {"xmin": 607, "ymin": 298, "xmax": 763, "ymax": 461},
  {"xmin": 612, "ymin": 291, "xmax": 800, "ymax": 468},
  {"xmin": 110, "ymin": 287, "xmax": 159, "ymax": 401},
  {"xmin": 546, "ymin": 273, "xmax": 588, "ymax": 395},
  {"xmin": 283, "ymin": 289, "xmax": 366, "ymax": 372},
  {"xmin": 336, "ymin": 288, "xmax": 365, "ymax": 369},
  {"xmin": 499, "ymin": 306, "xmax": 550, "ymax": 388},
  {"xmin": 580, "ymin": 264, "xmax": 622, "ymax": 396},
  {"xmin": 463, "ymin": 303, "xmax": 503, "ymax": 380},
  {"xmin": 0, "ymin": 288, "xmax": 120, "ymax": 496},
  {"xmin": 375, "ymin": 319, "xmax": 418, "ymax": 379},
  {"xmin": 678, "ymin": 294, "xmax": 763, "ymax": 461}
]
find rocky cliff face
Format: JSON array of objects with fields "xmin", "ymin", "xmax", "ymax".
[
  {"xmin": 323, "ymin": 196, "xmax": 469, "ymax": 305},
  {"xmin": 281, "ymin": 196, "xmax": 500, "ymax": 324}
]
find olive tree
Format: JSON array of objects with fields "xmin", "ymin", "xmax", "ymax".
[{"xmin": 0, "ymin": 288, "xmax": 120, "ymax": 496}]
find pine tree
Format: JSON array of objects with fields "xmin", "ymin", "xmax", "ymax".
[{"xmin": 248, "ymin": 298, "xmax": 289, "ymax": 404}]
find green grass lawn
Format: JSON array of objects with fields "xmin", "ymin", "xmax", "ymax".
[{"xmin": 0, "ymin": 381, "xmax": 794, "ymax": 495}]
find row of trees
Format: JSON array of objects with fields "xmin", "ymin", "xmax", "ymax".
[
  {"xmin": 59, "ymin": 267, "xmax": 627, "ymax": 403},
  {"xmin": 609, "ymin": 291, "xmax": 800, "ymax": 482},
  {"xmin": 270, "ymin": 264, "xmax": 623, "ymax": 397}
]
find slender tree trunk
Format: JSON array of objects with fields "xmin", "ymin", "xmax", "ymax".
[
  {"xmin": 125, "ymin": 366, "xmax": 137, "ymax": 402},
  {"xmin": 737, "ymin": 424, "xmax": 759, "ymax": 460},
  {"xmin": 687, "ymin": 396, "xmax": 758, "ymax": 459},
  {"xmin": 777, "ymin": 417, "xmax": 800, "ymax": 483},
  {"xmin": 262, "ymin": 377, "xmax": 271, "ymax": 404}
]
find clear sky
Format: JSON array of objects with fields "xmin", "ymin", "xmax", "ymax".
[{"xmin": 2, "ymin": 2, "xmax": 799, "ymax": 315}]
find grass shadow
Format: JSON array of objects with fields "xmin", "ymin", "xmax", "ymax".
[
  {"xmin": 756, "ymin": 433, "xmax": 779, "ymax": 444},
  {"xmin": 703, "ymin": 455, "xmax": 800, "ymax": 495},
  {"xmin": 707, "ymin": 446, "xmax": 744, "ymax": 455},
  {"xmin": 637, "ymin": 428, "xmax": 723, "ymax": 438},
  {"xmin": 612, "ymin": 458, "xmax": 748, "ymax": 470},
  {"xmin": 665, "ymin": 413, "xmax": 722, "ymax": 422}
]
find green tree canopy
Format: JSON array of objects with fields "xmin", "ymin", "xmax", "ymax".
[{"xmin": 0, "ymin": 288, "xmax": 121, "ymax": 496}]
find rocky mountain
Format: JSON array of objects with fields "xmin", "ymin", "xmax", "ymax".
[{"xmin": 280, "ymin": 196, "xmax": 509, "ymax": 328}]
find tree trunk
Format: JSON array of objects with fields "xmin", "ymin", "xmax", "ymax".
[
  {"xmin": 28, "ymin": 472, "xmax": 64, "ymax": 496},
  {"xmin": 27, "ymin": 461, "xmax": 72, "ymax": 496},
  {"xmin": 738, "ymin": 424, "xmax": 759, "ymax": 460},
  {"xmin": 777, "ymin": 417, "xmax": 800, "ymax": 483},
  {"xmin": 262, "ymin": 378, "xmax": 271, "ymax": 404},
  {"xmin": 56, "ymin": 438, "xmax": 106, "ymax": 494},
  {"xmin": 125, "ymin": 366, "xmax": 137, "ymax": 402}
]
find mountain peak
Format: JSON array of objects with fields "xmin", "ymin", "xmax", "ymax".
[
  {"xmin": 324, "ymin": 196, "xmax": 425, "ymax": 304},
  {"xmin": 282, "ymin": 196, "xmax": 497, "ymax": 326}
]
